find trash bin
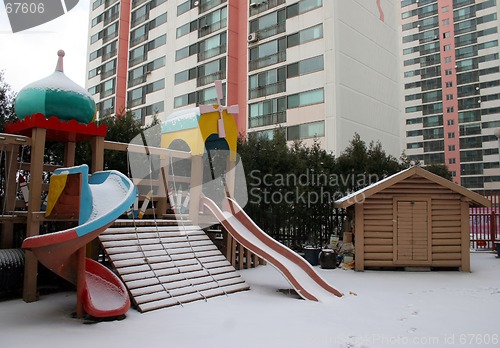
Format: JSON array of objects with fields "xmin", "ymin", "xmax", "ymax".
[
  {"xmin": 319, "ymin": 249, "xmax": 337, "ymax": 269},
  {"xmin": 495, "ymin": 242, "xmax": 500, "ymax": 257},
  {"xmin": 303, "ymin": 247, "xmax": 321, "ymax": 266}
]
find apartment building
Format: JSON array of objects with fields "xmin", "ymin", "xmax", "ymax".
[
  {"xmin": 85, "ymin": 0, "xmax": 402, "ymax": 157},
  {"xmin": 402, "ymin": 0, "xmax": 500, "ymax": 191}
]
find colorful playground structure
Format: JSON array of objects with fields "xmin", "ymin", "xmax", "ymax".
[{"xmin": 0, "ymin": 51, "xmax": 342, "ymax": 319}]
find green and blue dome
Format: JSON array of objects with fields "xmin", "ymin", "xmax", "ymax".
[{"xmin": 14, "ymin": 50, "xmax": 96, "ymax": 124}]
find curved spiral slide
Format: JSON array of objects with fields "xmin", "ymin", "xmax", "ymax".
[
  {"xmin": 22, "ymin": 165, "xmax": 136, "ymax": 318},
  {"xmin": 202, "ymin": 197, "xmax": 343, "ymax": 302}
]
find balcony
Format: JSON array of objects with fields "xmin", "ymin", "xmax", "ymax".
[
  {"xmin": 131, "ymin": 13, "xmax": 149, "ymax": 28},
  {"xmin": 249, "ymin": 81, "xmax": 285, "ymax": 99},
  {"xmin": 101, "ymin": 49, "xmax": 117, "ymax": 61},
  {"xmin": 249, "ymin": 0, "xmax": 285, "ymax": 17},
  {"xmin": 197, "ymin": 71, "xmax": 225, "ymax": 87},
  {"xmin": 103, "ymin": 11, "xmax": 119, "ymax": 26},
  {"xmin": 198, "ymin": 18, "xmax": 227, "ymax": 38},
  {"xmin": 249, "ymin": 112, "xmax": 286, "ymax": 128},
  {"xmin": 249, "ymin": 51, "xmax": 286, "ymax": 71},
  {"xmin": 130, "ymin": 33, "xmax": 148, "ymax": 48},
  {"xmin": 256, "ymin": 22, "xmax": 285, "ymax": 40},
  {"xmin": 198, "ymin": 43, "xmax": 226, "ymax": 62},
  {"xmin": 199, "ymin": 0, "xmax": 226, "ymax": 14}
]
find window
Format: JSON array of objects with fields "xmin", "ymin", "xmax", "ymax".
[
  {"xmin": 287, "ymin": 55, "xmax": 324, "ymax": 78},
  {"xmin": 447, "ymin": 106, "xmax": 454, "ymax": 113},
  {"xmin": 99, "ymin": 97, "xmax": 114, "ymax": 115},
  {"xmin": 448, "ymin": 132, "xmax": 455, "ymax": 138},
  {"xmin": 447, "ymin": 119, "xmax": 454, "ymax": 125},
  {"xmin": 249, "ymin": 67, "xmax": 286, "ymax": 99},
  {"xmin": 442, "ymin": 6, "xmax": 449, "ymax": 12},
  {"xmin": 286, "ymin": 0, "xmax": 323, "ymax": 19},
  {"xmin": 449, "ymin": 158, "xmax": 456, "ymax": 164},
  {"xmin": 448, "ymin": 145, "xmax": 456, "ymax": 151},
  {"xmin": 287, "ymin": 88, "xmax": 324, "ymax": 108},
  {"xmin": 248, "ymin": 97, "xmax": 286, "ymax": 128},
  {"xmin": 287, "ymin": 121, "xmax": 325, "ymax": 141},
  {"xmin": 445, "ymin": 69, "xmax": 453, "ymax": 75},
  {"xmin": 287, "ymin": 24, "xmax": 323, "ymax": 48},
  {"xmin": 198, "ymin": 6, "xmax": 228, "ymax": 38},
  {"xmin": 442, "ymin": 18, "xmax": 450, "ymax": 25},
  {"xmin": 443, "ymin": 32, "xmax": 450, "ymax": 39},
  {"xmin": 444, "ymin": 56, "xmax": 452, "ymax": 63},
  {"xmin": 444, "ymin": 44, "xmax": 451, "ymax": 51},
  {"xmin": 445, "ymin": 81, "xmax": 453, "ymax": 88},
  {"xmin": 198, "ymin": 32, "xmax": 227, "ymax": 61},
  {"xmin": 177, "ymin": 21, "xmax": 197, "ymax": 38},
  {"xmin": 446, "ymin": 94, "xmax": 454, "ymax": 100},
  {"xmin": 249, "ymin": 38, "xmax": 286, "ymax": 70},
  {"xmin": 197, "ymin": 57, "xmax": 226, "ymax": 86},
  {"xmin": 249, "ymin": 9, "xmax": 285, "ymax": 40}
]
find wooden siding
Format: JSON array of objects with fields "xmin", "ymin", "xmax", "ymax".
[{"xmin": 360, "ymin": 175, "xmax": 466, "ymax": 270}]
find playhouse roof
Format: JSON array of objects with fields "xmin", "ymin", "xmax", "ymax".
[{"xmin": 334, "ymin": 166, "xmax": 491, "ymax": 209}]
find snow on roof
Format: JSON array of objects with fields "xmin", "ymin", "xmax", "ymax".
[{"xmin": 335, "ymin": 167, "xmax": 414, "ymax": 207}]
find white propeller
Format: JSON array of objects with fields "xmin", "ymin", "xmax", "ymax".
[{"xmin": 199, "ymin": 80, "xmax": 240, "ymax": 138}]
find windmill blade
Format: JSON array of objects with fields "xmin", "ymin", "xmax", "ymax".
[
  {"xmin": 214, "ymin": 80, "xmax": 223, "ymax": 105},
  {"xmin": 227, "ymin": 105, "xmax": 239, "ymax": 114},
  {"xmin": 218, "ymin": 118, "xmax": 226, "ymax": 138},
  {"xmin": 199, "ymin": 104, "xmax": 217, "ymax": 114}
]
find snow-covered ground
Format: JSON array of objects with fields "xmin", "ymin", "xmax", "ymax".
[{"xmin": 1, "ymin": 252, "xmax": 499, "ymax": 348}]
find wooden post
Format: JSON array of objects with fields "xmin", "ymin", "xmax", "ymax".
[
  {"xmin": 461, "ymin": 201, "xmax": 471, "ymax": 272},
  {"xmin": 23, "ymin": 127, "xmax": 46, "ymax": 302},
  {"xmin": 0, "ymin": 145, "xmax": 19, "ymax": 248},
  {"xmin": 76, "ymin": 246, "xmax": 86, "ymax": 318},
  {"xmin": 238, "ymin": 243, "xmax": 244, "ymax": 270},
  {"xmin": 354, "ymin": 204, "xmax": 365, "ymax": 271},
  {"xmin": 225, "ymin": 157, "xmax": 236, "ymax": 199},
  {"xmin": 64, "ymin": 142, "xmax": 76, "ymax": 167},
  {"xmin": 156, "ymin": 157, "xmax": 168, "ymax": 217},
  {"xmin": 87, "ymin": 136, "xmax": 105, "ymax": 259},
  {"xmin": 90, "ymin": 136, "xmax": 104, "ymax": 173},
  {"xmin": 189, "ymin": 155, "xmax": 203, "ymax": 225}
]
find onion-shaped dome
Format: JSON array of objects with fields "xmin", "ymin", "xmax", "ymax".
[{"xmin": 14, "ymin": 50, "xmax": 97, "ymax": 124}]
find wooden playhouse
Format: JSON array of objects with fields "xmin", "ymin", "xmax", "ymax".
[{"xmin": 334, "ymin": 166, "xmax": 491, "ymax": 272}]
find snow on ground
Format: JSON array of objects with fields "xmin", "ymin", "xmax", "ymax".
[{"xmin": 1, "ymin": 252, "xmax": 499, "ymax": 348}]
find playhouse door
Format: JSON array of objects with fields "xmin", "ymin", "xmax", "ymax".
[{"xmin": 395, "ymin": 201, "xmax": 429, "ymax": 263}]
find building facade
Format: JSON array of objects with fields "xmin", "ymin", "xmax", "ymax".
[
  {"xmin": 86, "ymin": 0, "xmax": 402, "ymax": 157},
  {"xmin": 401, "ymin": 0, "xmax": 500, "ymax": 191}
]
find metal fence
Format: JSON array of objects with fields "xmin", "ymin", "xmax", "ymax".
[{"xmin": 470, "ymin": 194, "xmax": 499, "ymax": 250}]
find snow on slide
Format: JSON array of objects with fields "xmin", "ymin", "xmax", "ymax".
[
  {"xmin": 202, "ymin": 197, "xmax": 343, "ymax": 302},
  {"xmin": 23, "ymin": 165, "xmax": 136, "ymax": 318}
]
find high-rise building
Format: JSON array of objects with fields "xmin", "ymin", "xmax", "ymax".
[
  {"xmin": 86, "ymin": 0, "xmax": 402, "ymax": 157},
  {"xmin": 401, "ymin": 0, "xmax": 500, "ymax": 192}
]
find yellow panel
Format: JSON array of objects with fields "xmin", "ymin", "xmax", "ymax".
[{"xmin": 45, "ymin": 173, "xmax": 68, "ymax": 217}]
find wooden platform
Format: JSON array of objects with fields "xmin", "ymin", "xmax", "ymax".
[{"xmin": 99, "ymin": 224, "xmax": 250, "ymax": 313}]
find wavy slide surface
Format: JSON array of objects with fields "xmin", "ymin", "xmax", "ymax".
[
  {"xmin": 202, "ymin": 197, "xmax": 343, "ymax": 302},
  {"xmin": 23, "ymin": 165, "xmax": 136, "ymax": 318}
]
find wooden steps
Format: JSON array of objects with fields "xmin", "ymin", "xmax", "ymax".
[{"xmin": 99, "ymin": 224, "xmax": 249, "ymax": 312}]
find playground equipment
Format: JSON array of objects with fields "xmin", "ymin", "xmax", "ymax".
[
  {"xmin": 202, "ymin": 197, "xmax": 343, "ymax": 301},
  {"xmin": 0, "ymin": 51, "xmax": 343, "ymax": 319},
  {"xmin": 144, "ymin": 81, "xmax": 343, "ymax": 302},
  {"xmin": 22, "ymin": 165, "xmax": 135, "ymax": 317}
]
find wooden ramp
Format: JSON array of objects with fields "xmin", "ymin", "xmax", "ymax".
[{"xmin": 99, "ymin": 224, "xmax": 250, "ymax": 312}]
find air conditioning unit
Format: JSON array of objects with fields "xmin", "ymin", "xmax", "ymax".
[{"xmin": 248, "ymin": 32, "xmax": 258, "ymax": 43}]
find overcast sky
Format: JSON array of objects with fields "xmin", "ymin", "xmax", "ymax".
[{"xmin": 0, "ymin": 1, "xmax": 90, "ymax": 93}]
